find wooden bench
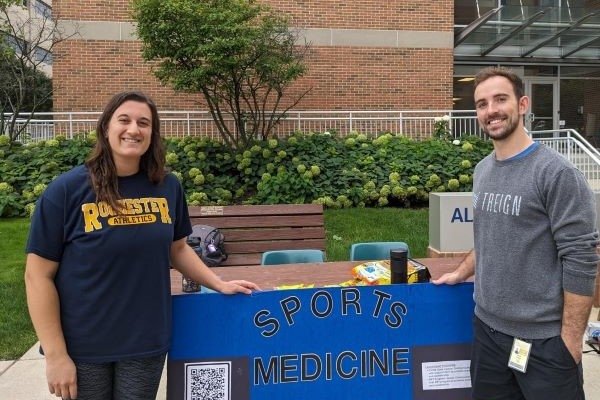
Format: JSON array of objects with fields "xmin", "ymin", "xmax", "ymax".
[{"xmin": 187, "ymin": 204, "xmax": 326, "ymax": 267}]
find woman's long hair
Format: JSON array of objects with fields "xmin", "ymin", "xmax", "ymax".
[{"xmin": 85, "ymin": 91, "xmax": 166, "ymax": 213}]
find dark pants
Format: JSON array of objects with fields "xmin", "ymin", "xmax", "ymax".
[
  {"xmin": 70, "ymin": 353, "xmax": 166, "ymax": 400},
  {"xmin": 471, "ymin": 316, "xmax": 584, "ymax": 400}
]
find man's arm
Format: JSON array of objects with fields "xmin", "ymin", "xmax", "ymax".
[
  {"xmin": 432, "ymin": 249, "xmax": 476, "ymax": 285},
  {"xmin": 562, "ymin": 290, "xmax": 594, "ymax": 364},
  {"xmin": 546, "ymin": 168, "xmax": 599, "ymax": 363}
]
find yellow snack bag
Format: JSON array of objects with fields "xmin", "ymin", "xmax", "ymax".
[
  {"xmin": 275, "ymin": 283, "xmax": 315, "ymax": 290},
  {"xmin": 407, "ymin": 259, "xmax": 432, "ymax": 283},
  {"xmin": 338, "ymin": 278, "xmax": 365, "ymax": 287},
  {"xmin": 352, "ymin": 261, "xmax": 391, "ymax": 285}
]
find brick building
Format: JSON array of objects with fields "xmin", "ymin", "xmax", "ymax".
[
  {"xmin": 53, "ymin": 0, "xmax": 600, "ymax": 134},
  {"xmin": 52, "ymin": 0, "xmax": 454, "ymax": 112}
]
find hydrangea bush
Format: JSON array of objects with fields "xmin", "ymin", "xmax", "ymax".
[{"xmin": 0, "ymin": 132, "xmax": 492, "ymax": 217}]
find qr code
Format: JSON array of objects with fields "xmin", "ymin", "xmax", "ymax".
[{"xmin": 185, "ymin": 361, "xmax": 231, "ymax": 400}]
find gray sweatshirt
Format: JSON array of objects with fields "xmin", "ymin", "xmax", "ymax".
[{"xmin": 473, "ymin": 144, "xmax": 599, "ymax": 339}]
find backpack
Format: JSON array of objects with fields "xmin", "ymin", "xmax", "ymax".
[{"xmin": 186, "ymin": 224, "xmax": 228, "ymax": 267}]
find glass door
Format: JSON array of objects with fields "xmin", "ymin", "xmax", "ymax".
[{"xmin": 524, "ymin": 79, "xmax": 559, "ymax": 131}]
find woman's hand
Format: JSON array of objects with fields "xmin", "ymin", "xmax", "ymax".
[
  {"xmin": 217, "ymin": 279, "xmax": 261, "ymax": 294},
  {"xmin": 46, "ymin": 353, "xmax": 77, "ymax": 399}
]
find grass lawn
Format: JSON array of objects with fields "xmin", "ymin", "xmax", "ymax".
[
  {"xmin": 0, "ymin": 207, "xmax": 428, "ymax": 360},
  {"xmin": 325, "ymin": 207, "xmax": 428, "ymax": 260},
  {"xmin": 0, "ymin": 218, "xmax": 36, "ymax": 360}
]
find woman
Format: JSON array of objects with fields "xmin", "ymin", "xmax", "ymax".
[{"xmin": 24, "ymin": 91, "xmax": 259, "ymax": 400}]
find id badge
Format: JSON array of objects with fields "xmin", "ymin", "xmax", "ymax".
[{"xmin": 508, "ymin": 338, "xmax": 532, "ymax": 373}]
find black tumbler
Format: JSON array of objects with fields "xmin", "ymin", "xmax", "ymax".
[{"xmin": 390, "ymin": 249, "xmax": 408, "ymax": 284}]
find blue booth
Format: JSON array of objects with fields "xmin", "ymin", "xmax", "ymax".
[{"xmin": 168, "ymin": 282, "xmax": 474, "ymax": 400}]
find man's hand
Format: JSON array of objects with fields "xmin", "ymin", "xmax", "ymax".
[
  {"xmin": 561, "ymin": 290, "xmax": 593, "ymax": 365},
  {"xmin": 432, "ymin": 271, "xmax": 465, "ymax": 285},
  {"xmin": 561, "ymin": 332, "xmax": 583, "ymax": 365},
  {"xmin": 432, "ymin": 250, "xmax": 475, "ymax": 285}
]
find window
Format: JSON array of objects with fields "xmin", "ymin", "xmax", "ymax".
[
  {"xmin": 454, "ymin": 0, "xmax": 498, "ymax": 26},
  {"xmin": 33, "ymin": 0, "xmax": 52, "ymax": 19},
  {"xmin": 33, "ymin": 46, "xmax": 53, "ymax": 65},
  {"xmin": 3, "ymin": 33, "xmax": 28, "ymax": 55}
]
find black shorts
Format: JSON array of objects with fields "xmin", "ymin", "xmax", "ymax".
[
  {"xmin": 72, "ymin": 353, "xmax": 166, "ymax": 400},
  {"xmin": 471, "ymin": 316, "xmax": 584, "ymax": 400}
]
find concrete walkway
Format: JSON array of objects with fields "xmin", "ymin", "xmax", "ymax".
[
  {"xmin": 0, "ymin": 346, "xmax": 168, "ymax": 400},
  {"xmin": 2, "ymin": 310, "xmax": 600, "ymax": 399}
]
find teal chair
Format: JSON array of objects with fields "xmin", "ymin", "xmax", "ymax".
[
  {"xmin": 349, "ymin": 242, "xmax": 410, "ymax": 261},
  {"xmin": 261, "ymin": 249, "xmax": 325, "ymax": 265}
]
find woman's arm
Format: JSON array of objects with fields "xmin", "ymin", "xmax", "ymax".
[
  {"xmin": 25, "ymin": 253, "xmax": 77, "ymax": 400},
  {"xmin": 170, "ymin": 238, "xmax": 260, "ymax": 294}
]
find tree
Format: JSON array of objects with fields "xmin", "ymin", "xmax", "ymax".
[
  {"xmin": 0, "ymin": 0, "xmax": 72, "ymax": 144},
  {"xmin": 133, "ymin": 0, "xmax": 311, "ymax": 150},
  {"xmin": 0, "ymin": 46, "xmax": 52, "ymax": 110}
]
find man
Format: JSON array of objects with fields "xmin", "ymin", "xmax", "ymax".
[{"xmin": 433, "ymin": 67, "xmax": 599, "ymax": 399}]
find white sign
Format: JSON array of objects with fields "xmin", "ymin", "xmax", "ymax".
[
  {"xmin": 429, "ymin": 193, "xmax": 474, "ymax": 252},
  {"xmin": 422, "ymin": 360, "xmax": 471, "ymax": 390}
]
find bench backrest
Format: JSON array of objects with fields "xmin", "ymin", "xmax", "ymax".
[{"xmin": 188, "ymin": 204, "xmax": 326, "ymax": 266}]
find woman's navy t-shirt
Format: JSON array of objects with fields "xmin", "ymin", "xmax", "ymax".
[{"xmin": 26, "ymin": 165, "xmax": 192, "ymax": 362}]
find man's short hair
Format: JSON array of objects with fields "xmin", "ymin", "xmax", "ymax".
[{"xmin": 474, "ymin": 67, "xmax": 524, "ymax": 99}]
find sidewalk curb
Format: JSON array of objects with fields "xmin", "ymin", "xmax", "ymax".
[{"xmin": 0, "ymin": 360, "xmax": 17, "ymax": 376}]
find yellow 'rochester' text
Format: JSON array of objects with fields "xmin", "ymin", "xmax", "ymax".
[{"xmin": 81, "ymin": 197, "xmax": 172, "ymax": 232}]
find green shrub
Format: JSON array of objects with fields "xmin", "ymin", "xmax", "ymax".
[
  {"xmin": 0, "ymin": 135, "xmax": 93, "ymax": 217},
  {"xmin": 0, "ymin": 133, "xmax": 492, "ymax": 217}
]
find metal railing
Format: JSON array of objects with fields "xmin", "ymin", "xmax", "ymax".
[
  {"xmin": 530, "ymin": 129, "xmax": 600, "ymax": 192},
  {"xmin": 4, "ymin": 110, "xmax": 600, "ymax": 190},
  {"xmin": 12, "ymin": 112, "xmax": 600, "ymax": 156},
  {"xmin": 2, "ymin": 110, "xmax": 483, "ymax": 142}
]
